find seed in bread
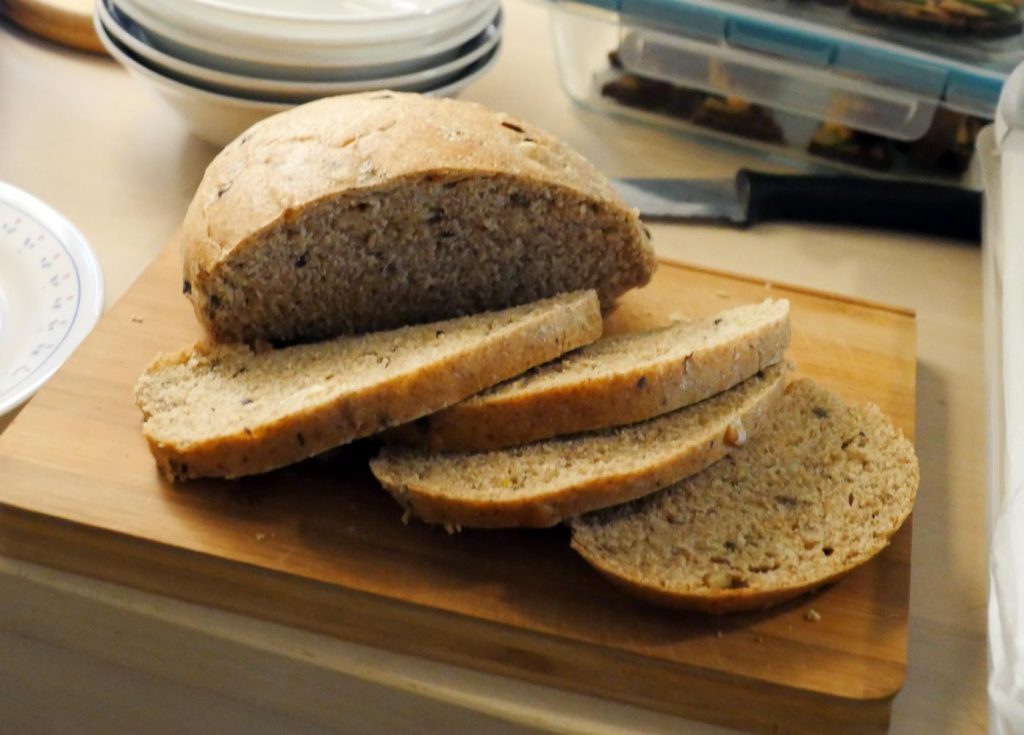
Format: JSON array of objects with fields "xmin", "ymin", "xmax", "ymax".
[
  {"xmin": 135, "ymin": 291, "xmax": 602, "ymax": 481},
  {"xmin": 370, "ymin": 364, "xmax": 786, "ymax": 529},
  {"xmin": 570, "ymin": 379, "xmax": 919, "ymax": 614},
  {"xmin": 181, "ymin": 91, "xmax": 655, "ymax": 345},
  {"xmin": 385, "ymin": 299, "xmax": 790, "ymax": 451}
]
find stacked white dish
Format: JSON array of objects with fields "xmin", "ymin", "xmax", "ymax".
[{"xmin": 94, "ymin": 0, "xmax": 502, "ymax": 146}]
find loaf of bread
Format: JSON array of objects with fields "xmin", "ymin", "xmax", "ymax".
[
  {"xmin": 370, "ymin": 364, "xmax": 786, "ymax": 529},
  {"xmin": 135, "ymin": 292, "xmax": 602, "ymax": 481},
  {"xmin": 570, "ymin": 379, "xmax": 919, "ymax": 614},
  {"xmin": 180, "ymin": 91, "xmax": 655, "ymax": 345},
  {"xmin": 385, "ymin": 299, "xmax": 790, "ymax": 451}
]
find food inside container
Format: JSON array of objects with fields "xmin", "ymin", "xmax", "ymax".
[
  {"xmin": 600, "ymin": 56, "xmax": 987, "ymax": 174},
  {"xmin": 602, "ymin": 51, "xmax": 786, "ymax": 142},
  {"xmin": 848, "ymin": 0, "xmax": 1023, "ymax": 40}
]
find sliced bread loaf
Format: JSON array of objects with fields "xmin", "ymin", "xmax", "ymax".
[
  {"xmin": 385, "ymin": 299, "xmax": 790, "ymax": 451},
  {"xmin": 569, "ymin": 379, "xmax": 919, "ymax": 614},
  {"xmin": 181, "ymin": 91, "xmax": 655, "ymax": 345},
  {"xmin": 370, "ymin": 363, "xmax": 786, "ymax": 529},
  {"xmin": 135, "ymin": 291, "xmax": 602, "ymax": 482}
]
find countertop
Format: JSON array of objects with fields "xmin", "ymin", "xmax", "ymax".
[{"xmin": 0, "ymin": 2, "xmax": 987, "ymax": 733}]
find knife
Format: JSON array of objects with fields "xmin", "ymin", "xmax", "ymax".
[{"xmin": 613, "ymin": 169, "xmax": 982, "ymax": 244}]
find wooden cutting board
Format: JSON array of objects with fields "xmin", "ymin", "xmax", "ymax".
[
  {"xmin": 0, "ymin": 241, "xmax": 916, "ymax": 735},
  {"xmin": 2, "ymin": 0, "xmax": 103, "ymax": 54}
]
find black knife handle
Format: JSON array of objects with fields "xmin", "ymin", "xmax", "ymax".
[{"xmin": 737, "ymin": 169, "xmax": 982, "ymax": 244}]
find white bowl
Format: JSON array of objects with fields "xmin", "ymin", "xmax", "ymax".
[
  {"xmin": 176, "ymin": 0, "xmax": 469, "ymax": 23},
  {"xmin": 110, "ymin": 0, "xmax": 498, "ymax": 76},
  {"xmin": 96, "ymin": 14, "xmax": 501, "ymax": 147},
  {"xmin": 125, "ymin": 0, "xmax": 477, "ymax": 46},
  {"xmin": 96, "ymin": 17, "xmax": 289, "ymax": 146},
  {"xmin": 98, "ymin": 0, "xmax": 501, "ymax": 101},
  {"xmin": 0, "ymin": 182, "xmax": 104, "ymax": 417}
]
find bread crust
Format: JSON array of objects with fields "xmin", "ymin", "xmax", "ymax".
[
  {"xmin": 385, "ymin": 300, "xmax": 790, "ymax": 451},
  {"xmin": 180, "ymin": 92, "xmax": 655, "ymax": 341},
  {"xmin": 569, "ymin": 380, "xmax": 920, "ymax": 614},
  {"xmin": 135, "ymin": 292, "xmax": 602, "ymax": 481},
  {"xmin": 575, "ymin": 543, "xmax": 888, "ymax": 614},
  {"xmin": 370, "ymin": 365, "xmax": 786, "ymax": 528}
]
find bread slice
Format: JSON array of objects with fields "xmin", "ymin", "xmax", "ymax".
[
  {"xmin": 570, "ymin": 380, "xmax": 919, "ymax": 614},
  {"xmin": 385, "ymin": 299, "xmax": 790, "ymax": 451},
  {"xmin": 135, "ymin": 291, "xmax": 602, "ymax": 482},
  {"xmin": 370, "ymin": 364, "xmax": 786, "ymax": 529},
  {"xmin": 181, "ymin": 91, "xmax": 655, "ymax": 345}
]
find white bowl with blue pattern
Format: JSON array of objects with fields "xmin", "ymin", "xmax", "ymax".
[{"xmin": 0, "ymin": 182, "xmax": 104, "ymax": 418}]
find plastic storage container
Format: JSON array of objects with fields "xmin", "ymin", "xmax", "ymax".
[{"xmin": 549, "ymin": 0, "xmax": 1024, "ymax": 179}]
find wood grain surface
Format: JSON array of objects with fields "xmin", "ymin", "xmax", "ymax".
[
  {"xmin": 0, "ymin": 241, "xmax": 916, "ymax": 735},
  {"xmin": 1, "ymin": 0, "xmax": 102, "ymax": 53}
]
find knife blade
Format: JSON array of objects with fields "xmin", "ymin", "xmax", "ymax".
[{"xmin": 613, "ymin": 169, "xmax": 982, "ymax": 243}]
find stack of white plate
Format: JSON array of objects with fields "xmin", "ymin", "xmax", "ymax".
[{"xmin": 94, "ymin": 0, "xmax": 502, "ymax": 146}]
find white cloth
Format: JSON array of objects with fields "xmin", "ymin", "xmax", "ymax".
[{"xmin": 987, "ymin": 62, "xmax": 1024, "ymax": 735}]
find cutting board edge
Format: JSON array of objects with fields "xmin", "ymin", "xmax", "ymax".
[
  {"xmin": 654, "ymin": 255, "xmax": 917, "ymax": 319},
  {"xmin": 0, "ymin": 501, "xmax": 901, "ymax": 735}
]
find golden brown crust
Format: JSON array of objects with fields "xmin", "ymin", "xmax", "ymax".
[
  {"xmin": 180, "ymin": 92, "xmax": 654, "ymax": 338},
  {"xmin": 385, "ymin": 302, "xmax": 790, "ymax": 451},
  {"xmin": 370, "ymin": 365, "xmax": 786, "ymax": 528},
  {"xmin": 574, "ymin": 543, "xmax": 882, "ymax": 614},
  {"xmin": 136, "ymin": 292, "xmax": 603, "ymax": 481}
]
